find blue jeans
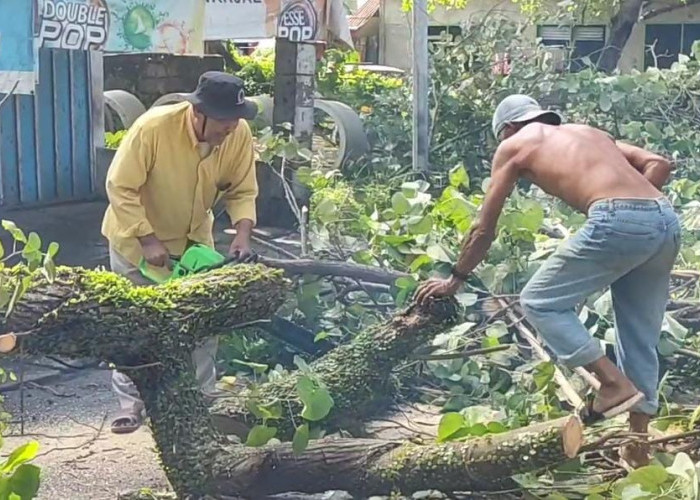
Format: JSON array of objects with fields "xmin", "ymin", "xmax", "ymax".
[{"xmin": 520, "ymin": 197, "xmax": 681, "ymax": 415}]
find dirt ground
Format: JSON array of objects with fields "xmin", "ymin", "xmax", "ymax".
[{"xmin": 2, "ymin": 362, "xmax": 171, "ymax": 499}]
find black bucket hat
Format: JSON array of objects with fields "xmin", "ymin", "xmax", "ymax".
[{"xmin": 185, "ymin": 71, "xmax": 258, "ymax": 121}]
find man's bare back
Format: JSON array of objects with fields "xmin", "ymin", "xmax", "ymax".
[{"xmin": 501, "ymin": 123, "xmax": 665, "ymax": 213}]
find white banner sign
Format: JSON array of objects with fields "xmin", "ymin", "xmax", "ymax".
[{"xmin": 204, "ymin": 0, "xmax": 272, "ymax": 40}]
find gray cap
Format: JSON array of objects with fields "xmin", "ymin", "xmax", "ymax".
[{"xmin": 492, "ymin": 94, "xmax": 562, "ymax": 139}]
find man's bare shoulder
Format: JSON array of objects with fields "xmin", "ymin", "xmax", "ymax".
[{"xmin": 495, "ymin": 125, "xmax": 544, "ymax": 164}]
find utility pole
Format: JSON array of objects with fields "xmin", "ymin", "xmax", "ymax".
[{"xmin": 412, "ymin": 0, "xmax": 429, "ymax": 172}]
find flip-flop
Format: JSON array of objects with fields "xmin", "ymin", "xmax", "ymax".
[
  {"xmin": 110, "ymin": 409, "xmax": 144, "ymax": 434},
  {"xmin": 579, "ymin": 391, "xmax": 644, "ymax": 425}
]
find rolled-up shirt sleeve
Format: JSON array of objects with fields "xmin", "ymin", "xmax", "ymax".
[
  {"xmin": 105, "ymin": 125, "xmax": 155, "ymax": 238},
  {"xmin": 222, "ymin": 124, "xmax": 258, "ymax": 226}
]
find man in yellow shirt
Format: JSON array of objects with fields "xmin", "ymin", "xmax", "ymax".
[{"xmin": 102, "ymin": 71, "xmax": 259, "ymax": 433}]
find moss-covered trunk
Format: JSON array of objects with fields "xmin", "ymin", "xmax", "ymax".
[
  {"xmin": 2, "ymin": 264, "xmax": 588, "ymax": 497},
  {"xmin": 211, "ymin": 299, "xmax": 458, "ymax": 438},
  {"xmin": 207, "ymin": 416, "xmax": 582, "ymax": 497},
  {"xmin": 5, "ymin": 265, "xmax": 288, "ymax": 364}
]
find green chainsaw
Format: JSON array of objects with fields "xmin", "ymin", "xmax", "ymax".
[
  {"xmin": 137, "ymin": 243, "xmax": 328, "ymax": 355},
  {"xmin": 138, "ymin": 243, "xmax": 256, "ymax": 283}
]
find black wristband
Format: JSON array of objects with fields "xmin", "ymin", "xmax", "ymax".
[{"xmin": 451, "ymin": 265, "xmax": 469, "ymax": 281}]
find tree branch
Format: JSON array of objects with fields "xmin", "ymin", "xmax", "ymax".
[
  {"xmin": 258, "ymin": 257, "xmax": 410, "ymax": 285},
  {"xmin": 643, "ymin": 0, "xmax": 700, "ymax": 19}
]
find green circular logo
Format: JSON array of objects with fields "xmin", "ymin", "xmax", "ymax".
[{"xmin": 122, "ymin": 6, "xmax": 155, "ymax": 50}]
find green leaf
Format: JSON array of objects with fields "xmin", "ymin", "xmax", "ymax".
[
  {"xmin": 41, "ymin": 256, "xmax": 56, "ymax": 283},
  {"xmin": 0, "ymin": 442, "xmax": 39, "ymax": 474},
  {"xmin": 8, "ymin": 464, "xmax": 40, "ymax": 499},
  {"xmin": 626, "ymin": 465, "xmax": 668, "ymax": 491},
  {"xmin": 1, "ymin": 221, "xmax": 26, "ymax": 244},
  {"xmin": 395, "ymin": 276, "xmax": 418, "ymax": 289},
  {"xmin": 449, "ymin": 164, "xmax": 470, "ymax": 188},
  {"xmin": 409, "ymin": 254, "xmax": 433, "ymax": 272},
  {"xmin": 599, "ymin": 93, "xmax": 612, "ymax": 112},
  {"xmin": 468, "ymin": 423, "xmax": 488, "ymax": 436},
  {"xmin": 245, "ymin": 425, "xmax": 277, "ymax": 447},
  {"xmin": 482, "ymin": 336, "xmax": 500, "ymax": 349},
  {"xmin": 616, "ymin": 75, "xmax": 638, "ymax": 93},
  {"xmin": 0, "ymin": 241, "xmax": 4, "ymax": 261},
  {"xmin": 585, "ymin": 494, "xmax": 606, "ymax": 500},
  {"xmin": 486, "ymin": 421, "xmax": 507, "ymax": 434},
  {"xmin": 232, "ymin": 359, "xmax": 269, "ymax": 375},
  {"xmin": 644, "ymin": 121, "xmax": 663, "ymax": 140},
  {"xmin": 533, "ymin": 362, "xmax": 555, "ymax": 391},
  {"xmin": 296, "ymin": 376, "xmax": 334, "ymax": 421},
  {"xmin": 314, "ymin": 331, "xmax": 338, "ymax": 342},
  {"xmin": 315, "ymin": 199, "xmax": 338, "ymax": 224},
  {"xmin": 253, "ymin": 401, "xmax": 283, "ymax": 420},
  {"xmin": 25, "ymin": 233, "xmax": 41, "ymax": 253},
  {"xmin": 426, "ymin": 244, "xmax": 451, "ymax": 262},
  {"xmin": 46, "ymin": 242, "xmax": 59, "ymax": 258},
  {"xmin": 391, "ymin": 192, "xmax": 410, "ymax": 215},
  {"xmin": 689, "ymin": 404, "xmax": 700, "ymax": 429},
  {"xmin": 407, "ymin": 215, "xmax": 433, "ymax": 235},
  {"xmin": 437, "ymin": 412, "xmax": 465, "ymax": 442},
  {"xmin": 292, "ymin": 424, "xmax": 310, "ymax": 456}
]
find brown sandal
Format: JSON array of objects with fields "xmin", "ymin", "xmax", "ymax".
[{"xmin": 111, "ymin": 403, "xmax": 145, "ymax": 434}]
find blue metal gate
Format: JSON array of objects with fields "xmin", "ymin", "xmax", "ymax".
[{"xmin": 0, "ymin": 48, "xmax": 102, "ymax": 208}]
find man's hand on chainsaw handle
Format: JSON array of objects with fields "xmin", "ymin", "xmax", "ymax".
[
  {"xmin": 138, "ymin": 234, "xmax": 170, "ymax": 268},
  {"xmin": 228, "ymin": 218, "xmax": 257, "ymax": 263}
]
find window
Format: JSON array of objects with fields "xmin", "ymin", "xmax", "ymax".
[
  {"xmin": 537, "ymin": 25, "xmax": 606, "ymax": 71},
  {"xmin": 428, "ymin": 25, "xmax": 462, "ymax": 42},
  {"xmin": 645, "ymin": 23, "xmax": 700, "ymax": 69}
]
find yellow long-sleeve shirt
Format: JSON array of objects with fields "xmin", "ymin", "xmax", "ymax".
[{"xmin": 101, "ymin": 101, "xmax": 258, "ymax": 269}]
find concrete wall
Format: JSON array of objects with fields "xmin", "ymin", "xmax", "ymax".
[
  {"xmin": 104, "ymin": 53, "xmax": 224, "ymax": 108},
  {"xmin": 379, "ymin": 0, "xmax": 700, "ymax": 72}
]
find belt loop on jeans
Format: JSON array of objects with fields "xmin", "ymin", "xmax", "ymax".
[{"xmin": 608, "ymin": 199, "xmax": 614, "ymax": 215}]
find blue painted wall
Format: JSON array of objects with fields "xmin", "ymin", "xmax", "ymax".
[
  {"xmin": 0, "ymin": 48, "xmax": 96, "ymax": 207},
  {"xmin": 0, "ymin": 1, "xmax": 34, "ymax": 73}
]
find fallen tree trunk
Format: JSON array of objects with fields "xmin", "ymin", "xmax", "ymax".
[
  {"xmin": 2, "ymin": 263, "xmax": 587, "ymax": 497},
  {"xmin": 208, "ymin": 416, "xmax": 583, "ymax": 497},
  {"xmin": 211, "ymin": 299, "xmax": 458, "ymax": 437},
  {"xmin": 4, "ymin": 265, "xmax": 289, "ymax": 363}
]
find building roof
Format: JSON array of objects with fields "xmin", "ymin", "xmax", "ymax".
[{"xmin": 348, "ymin": 0, "xmax": 379, "ymax": 31}]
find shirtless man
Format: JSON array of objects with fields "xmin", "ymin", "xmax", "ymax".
[{"xmin": 416, "ymin": 94, "xmax": 679, "ymax": 466}]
